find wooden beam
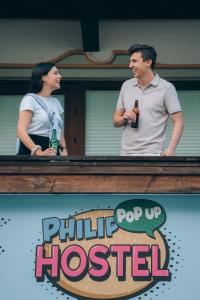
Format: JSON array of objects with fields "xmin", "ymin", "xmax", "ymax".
[
  {"xmin": 81, "ymin": 19, "xmax": 99, "ymax": 52},
  {"xmin": 0, "ymin": 156, "xmax": 200, "ymax": 193},
  {"xmin": 65, "ymin": 84, "xmax": 85, "ymax": 155},
  {"xmin": 0, "ymin": 175, "xmax": 200, "ymax": 193}
]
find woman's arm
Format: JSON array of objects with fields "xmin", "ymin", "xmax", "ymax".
[
  {"xmin": 17, "ymin": 110, "xmax": 36, "ymax": 150},
  {"xmin": 17, "ymin": 110, "xmax": 56, "ymax": 156}
]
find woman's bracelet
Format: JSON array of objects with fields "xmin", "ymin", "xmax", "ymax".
[{"xmin": 31, "ymin": 145, "xmax": 42, "ymax": 156}]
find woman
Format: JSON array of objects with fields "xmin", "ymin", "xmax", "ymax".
[{"xmin": 17, "ymin": 62, "xmax": 68, "ymax": 156}]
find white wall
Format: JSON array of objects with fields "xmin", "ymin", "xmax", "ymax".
[
  {"xmin": 0, "ymin": 19, "xmax": 200, "ymax": 64},
  {"xmin": 0, "ymin": 19, "xmax": 82, "ymax": 63},
  {"xmin": 97, "ymin": 20, "xmax": 200, "ymax": 64}
]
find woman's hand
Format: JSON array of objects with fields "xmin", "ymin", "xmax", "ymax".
[{"xmin": 35, "ymin": 147, "xmax": 56, "ymax": 156}]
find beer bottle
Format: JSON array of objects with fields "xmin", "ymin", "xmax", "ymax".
[
  {"xmin": 50, "ymin": 128, "xmax": 59, "ymax": 153},
  {"xmin": 131, "ymin": 100, "xmax": 139, "ymax": 128}
]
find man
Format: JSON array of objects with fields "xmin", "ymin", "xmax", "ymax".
[{"xmin": 113, "ymin": 44, "xmax": 184, "ymax": 156}]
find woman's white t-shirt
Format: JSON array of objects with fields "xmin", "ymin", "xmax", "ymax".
[{"xmin": 19, "ymin": 95, "xmax": 63, "ymax": 137}]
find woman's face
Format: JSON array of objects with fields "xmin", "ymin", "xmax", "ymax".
[{"xmin": 42, "ymin": 66, "xmax": 62, "ymax": 91}]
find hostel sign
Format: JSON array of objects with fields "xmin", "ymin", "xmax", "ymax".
[{"xmin": 35, "ymin": 199, "xmax": 170, "ymax": 299}]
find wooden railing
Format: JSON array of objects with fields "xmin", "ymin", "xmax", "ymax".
[{"xmin": 0, "ymin": 156, "xmax": 200, "ymax": 193}]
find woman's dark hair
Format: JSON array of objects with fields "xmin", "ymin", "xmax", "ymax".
[
  {"xmin": 128, "ymin": 44, "xmax": 157, "ymax": 69},
  {"xmin": 29, "ymin": 62, "xmax": 56, "ymax": 93}
]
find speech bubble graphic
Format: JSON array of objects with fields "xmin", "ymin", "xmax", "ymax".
[{"xmin": 114, "ymin": 199, "xmax": 166, "ymax": 238}]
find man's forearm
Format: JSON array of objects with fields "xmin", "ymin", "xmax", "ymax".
[
  {"xmin": 113, "ymin": 116, "xmax": 127, "ymax": 127},
  {"xmin": 168, "ymin": 116, "xmax": 184, "ymax": 150},
  {"xmin": 163, "ymin": 112, "xmax": 184, "ymax": 156},
  {"xmin": 167, "ymin": 131, "xmax": 183, "ymax": 154}
]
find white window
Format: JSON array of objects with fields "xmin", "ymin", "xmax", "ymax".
[{"xmin": 85, "ymin": 90, "xmax": 200, "ymax": 156}]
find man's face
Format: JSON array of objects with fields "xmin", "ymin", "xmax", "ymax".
[{"xmin": 129, "ymin": 52, "xmax": 152, "ymax": 78}]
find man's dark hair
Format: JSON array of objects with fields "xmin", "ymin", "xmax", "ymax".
[
  {"xmin": 128, "ymin": 44, "xmax": 157, "ymax": 69},
  {"xmin": 29, "ymin": 62, "xmax": 56, "ymax": 93}
]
